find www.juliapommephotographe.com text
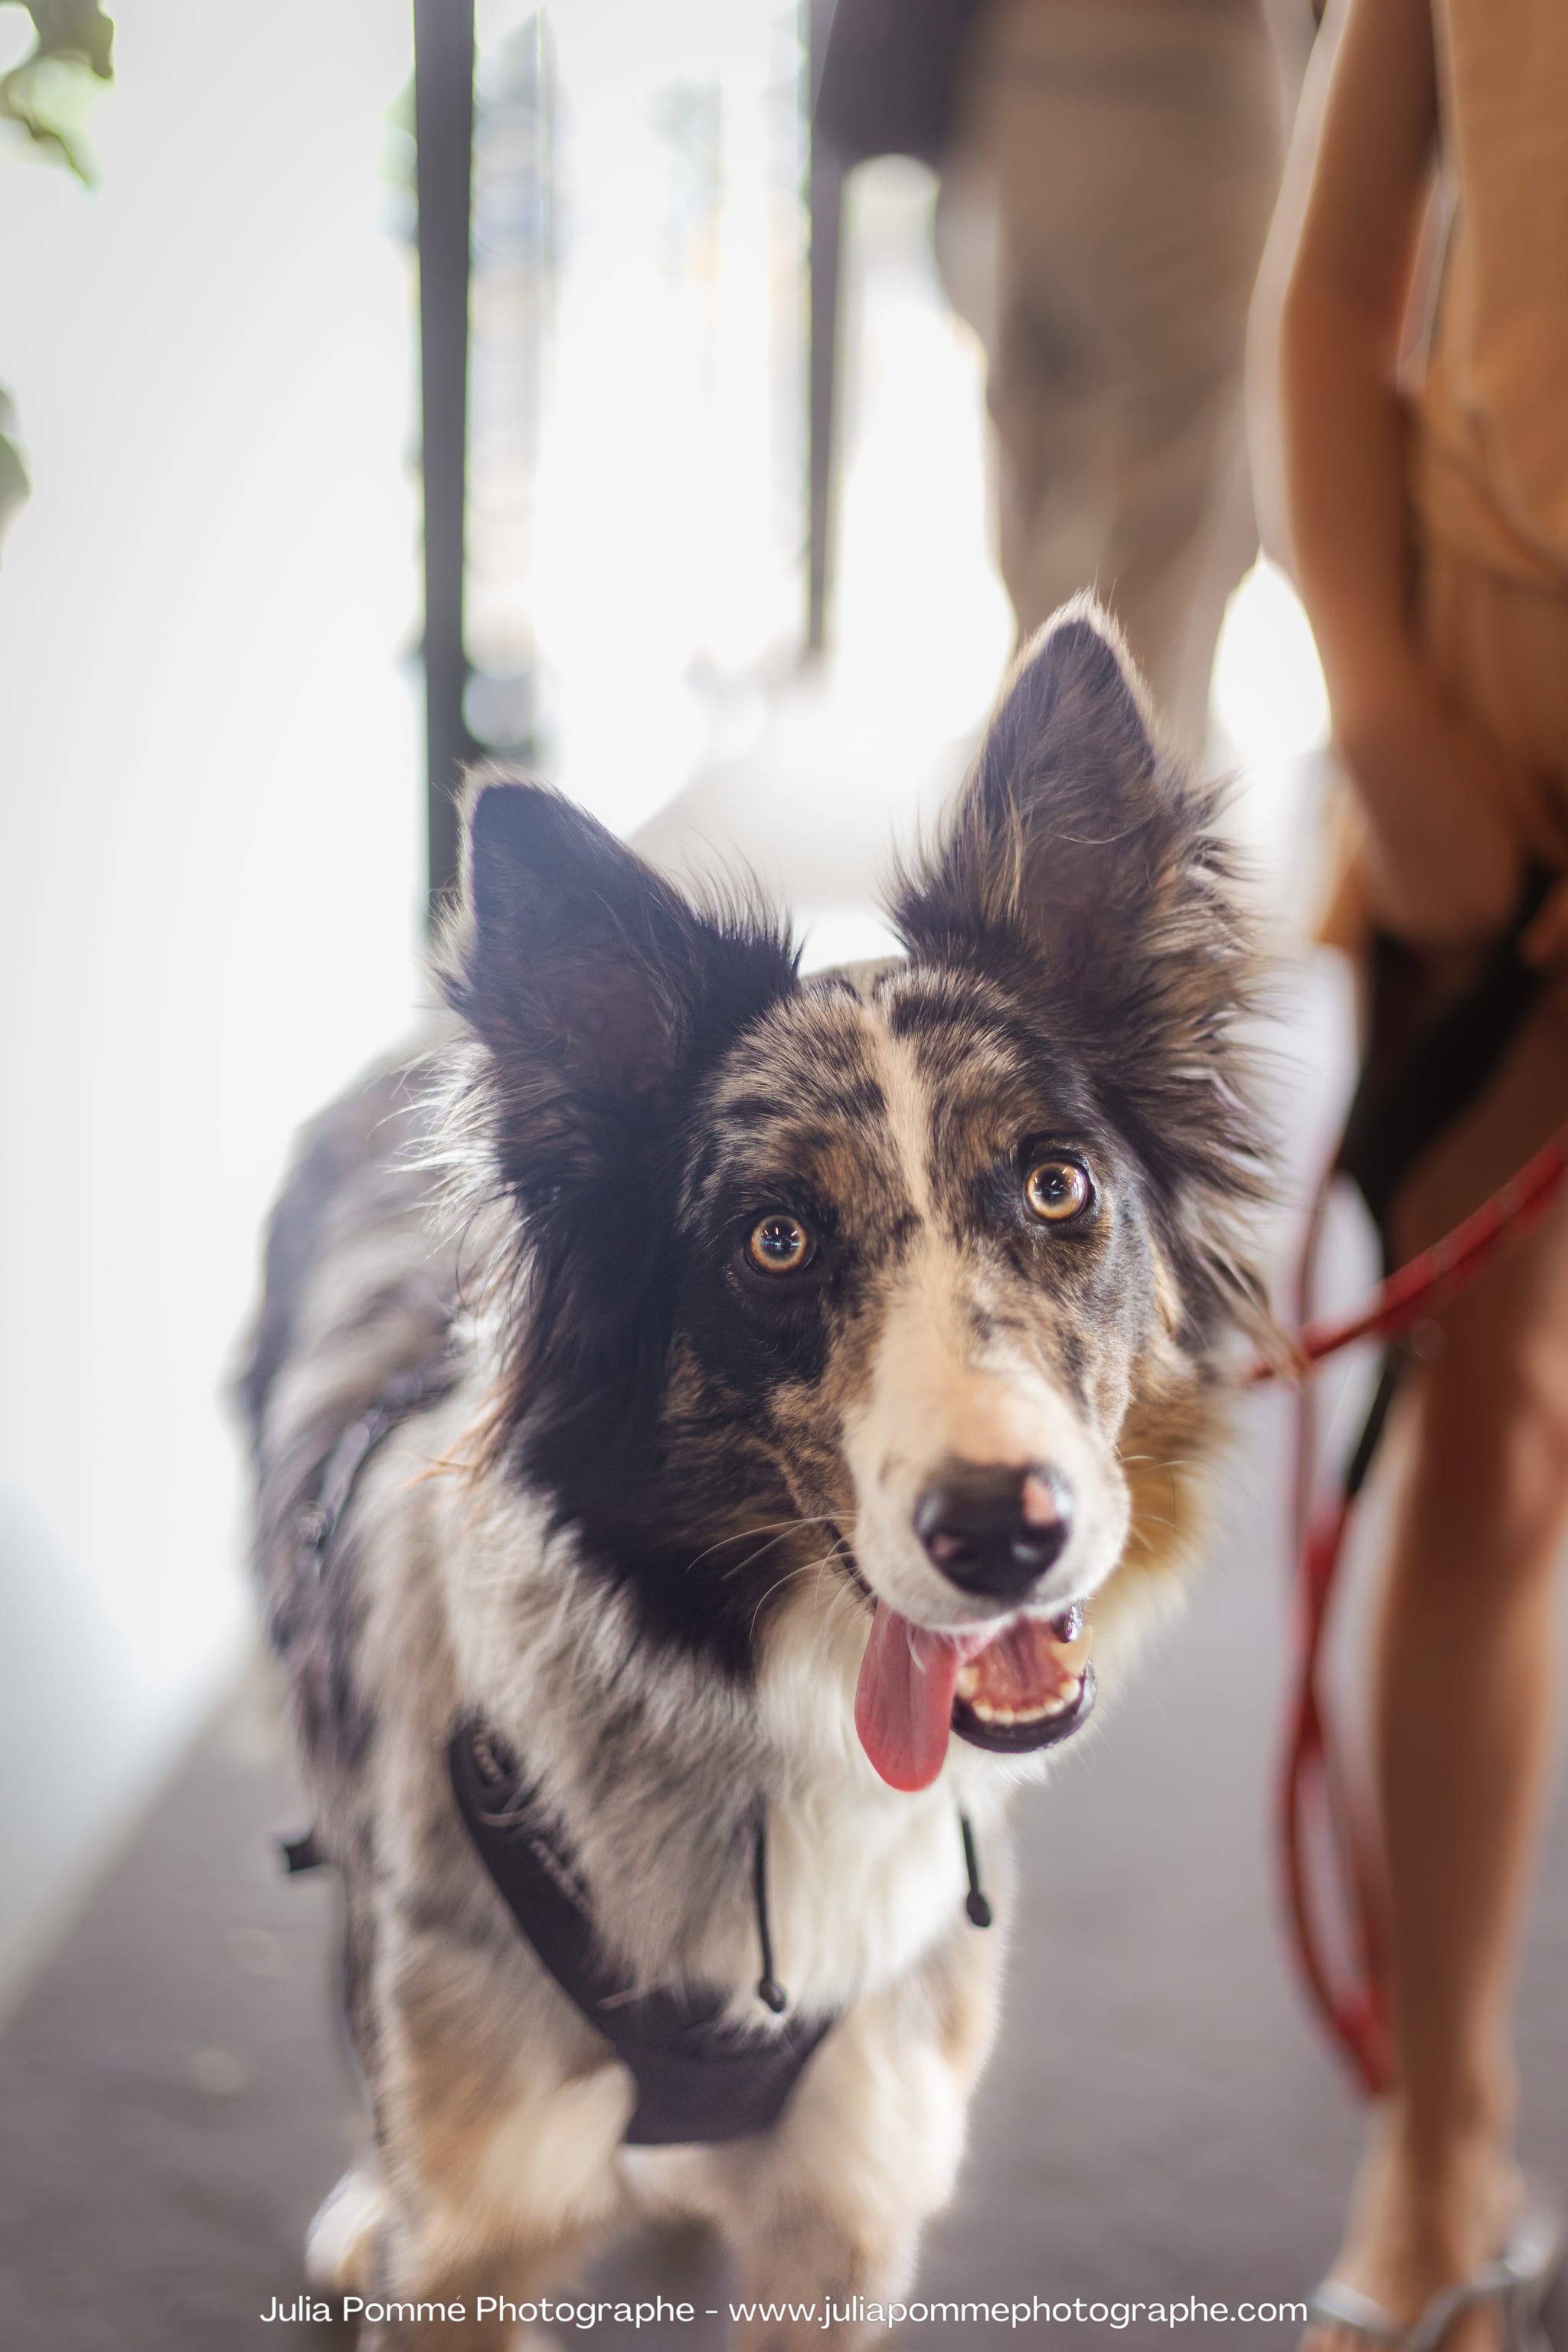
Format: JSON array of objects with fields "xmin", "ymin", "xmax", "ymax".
[{"xmin": 262, "ymin": 2292, "xmax": 1311, "ymax": 2331}]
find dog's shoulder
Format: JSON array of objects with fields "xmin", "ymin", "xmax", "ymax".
[
  {"xmin": 240, "ymin": 1040, "xmax": 456, "ymax": 1452},
  {"xmin": 239, "ymin": 1036, "xmax": 476, "ymax": 1764}
]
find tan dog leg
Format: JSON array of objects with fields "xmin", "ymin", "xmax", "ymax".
[
  {"xmin": 342, "ymin": 1955, "xmax": 631, "ymax": 2350},
  {"xmin": 729, "ymin": 1926, "xmax": 1001, "ymax": 2352},
  {"xmin": 307, "ymin": 2162, "xmax": 388, "ymax": 2295},
  {"xmin": 733, "ymin": 2199, "xmax": 916, "ymax": 2352}
]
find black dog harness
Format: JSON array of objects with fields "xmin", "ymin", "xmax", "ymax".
[
  {"xmin": 448, "ymin": 1721, "xmax": 835, "ymax": 2145},
  {"xmin": 1327, "ymin": 866, "xmax": 1554, "ymax": 1511},
  {"xmin": 1337, "ymin": 864, "xmax": 1553, "ymax": 1241},
  {"xmin": 283, "ymin": 1359, "xmax": 995, "ymax": 2146}
]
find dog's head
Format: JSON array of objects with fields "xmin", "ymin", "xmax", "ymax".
[{"xmin": 439, "ymin": 603, "xmax": 1267, "ymax": 1791}]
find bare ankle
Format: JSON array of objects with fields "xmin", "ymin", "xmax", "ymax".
[
  {"xmin": 1391, "ymin": 2068, "xmax": 1516, "ymax": 2174},
  {"xmin": 1373, "ymin": 2099, "xmax": 1522, "ymax": 2259}
]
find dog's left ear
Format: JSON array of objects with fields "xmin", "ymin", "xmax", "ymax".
[
  {"xmin": 895, "ymin": 599, "xmax": 1218, "ymax": 978},
  {"xmin": 893, "ymin": 597, "xmax": 1263, "ymax": 1241}
]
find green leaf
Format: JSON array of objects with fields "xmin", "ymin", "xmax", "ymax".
[
  {"xmin": 12, "ymin": 2, "xmax": 113, "ymax": 80},
  {"xmin": 0, "ymin": 1, "xmax": 114, "ymax": 182},
  {"xmin": 0, "ymin": 388, "xmax": 31, "ymax": 563}
]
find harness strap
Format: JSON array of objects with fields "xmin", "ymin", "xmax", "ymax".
[
  {"xmin": 448, "ymin": 1721, "xmax": 837, "ymax": 2146},
  {"xmin": 296, "ymin": 1352, "xmax": 459, "ymax": 1579},
  {"xmin": 752, "ymin": 1813, "xmax": 788, "ymax": 2014}
]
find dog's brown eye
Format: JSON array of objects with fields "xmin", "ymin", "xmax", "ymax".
[
  {"xmin": 746, "ymin": 1214, "xmax": 814, "ymax": 1275},
  {"xmin": 1024, "ymin": 1157, "xmax": 1092, "ymax": 1223}
]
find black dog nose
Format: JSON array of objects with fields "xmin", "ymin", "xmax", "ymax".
[{"xmin": 914, "ymin": 1465, "xmax": 1074, "ymax": 1602}]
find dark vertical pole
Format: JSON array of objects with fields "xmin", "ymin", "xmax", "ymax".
[
  {"xmin": 805, "ymin": 0, "xmax": 843, "ymax": 659},
  {"xmin": 414, "ymin": 0, "xmax": 477, "ymax": 926}
]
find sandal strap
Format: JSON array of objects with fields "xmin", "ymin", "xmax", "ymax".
[
  {"xmin": 1499, "ymin": 2197, "xmax": 1564, "ymax": 2297},
  {"xmin": 1403, "ymin": 2263, "xmax": 1517, "ymax": 2352},
  {"xmin": 1306, "ymin": 2281, "xmax": 1408, "ymax": 2344},
  {"xmin": 1310, "ymin": 2261, "xmax": 1537, "ymax": 2351},
  {"xmin": 1308, "ymin": 2189, "xmax": 1563, "ymax": 2352},
  {"xmin": 1407, "ymin": 2199, "xmax": 1565, "ymax": 2352}
]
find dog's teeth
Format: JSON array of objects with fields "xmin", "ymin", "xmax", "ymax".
[
  {"xmin": 955, "ymin": 1664, "xmax": 980, "ymax": 1700},
  {"xmin": 972, "ymin": 1700, "xmax": 1040, "ymax": 1726},
  {"xmin": 968, "ymin": 1674, "xmax": 1083, "ymax": 1730}
]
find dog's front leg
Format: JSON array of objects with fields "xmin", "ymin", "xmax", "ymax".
[
  {"xmin": 351, "ymin": 1955, "xmax": 633, "ymax": 2351},
  {"xmin": 354, "ymin": 2243, "xmax": 571, "ymax": 2352},
  {"xmin": 732, "ymin": 2197, "xmax": 916, "ymax": 2352},
  {"xmin": 730, "ymin": 1924, "xmax": 1002, "ymax": 2351},
  {"xmin": 355, "ymin": 2171, "xmax": 615, "ymax": 2352}
]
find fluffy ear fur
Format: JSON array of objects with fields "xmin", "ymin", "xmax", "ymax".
[
  {"xmin": 436, "ymin": 778, "xmax": 799, "ymax": 1483},
  {"xmin": 441, "ymin": 778, "xmax": 798, "ymax": 1204},
  {"xmin": 893, "ymin": 599, "xmax": 1266, "ymax": 1322}
]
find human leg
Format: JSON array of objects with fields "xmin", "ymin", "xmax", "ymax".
[
  {"xmin": 1307, "ymin": 1003, "xmax": 1568, "ymax": 2350},
  {"xmin": 936, "ymin": 0, "xmax": 1285, "ymax": 756}
]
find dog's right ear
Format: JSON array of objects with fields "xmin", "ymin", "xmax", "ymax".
[{"xmin": 441, "ymin": 779, "xmax": 796, "ymax": 1196}]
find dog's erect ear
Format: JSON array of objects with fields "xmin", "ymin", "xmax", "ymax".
[
  {"xmin": 893, "ymin": 599, "xmax": 1264, "ymax": 1289},
  {"xmin": 442, "ymin": 779, "xmax": 796, "ymax": 1191},
  {"xmin": 458, "ymin": 782, "xmax": 697, "ymax": 1102},
  {"xmin": 894, "ymin": 599, "xmax": 1197, "ymax": 971},
  {"xmin": 893, "ymin": 599, "xmax": 1253, "ymax": 1050}
]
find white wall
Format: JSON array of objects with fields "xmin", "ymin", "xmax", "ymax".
[{"xmin": 0, "ymin": 1, "xmax": 425, "ymax": 2009}]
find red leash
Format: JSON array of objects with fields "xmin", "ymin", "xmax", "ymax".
[
  {"xmin": 1251, "ymin": 1125, "xmax": 1568, "ymax": 1389},
  {"xmin": 1256, "ymin": 1122, "xmax": 1568, "ymax": 2096}
]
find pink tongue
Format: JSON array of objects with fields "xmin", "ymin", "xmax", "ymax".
[{"xmin": 854, "ymin": 1604, "xmax": 977, "ymax": 1792}]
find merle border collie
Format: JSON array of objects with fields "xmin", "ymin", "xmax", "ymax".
[{"xmin": 241, "ymin": 603, "xmax": 1269, "ymax": 2350}]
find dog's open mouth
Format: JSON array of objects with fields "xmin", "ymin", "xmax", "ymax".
[{"xmin": 854, "ymin": 1600, "xmax": 1096, "ymax": 1792}]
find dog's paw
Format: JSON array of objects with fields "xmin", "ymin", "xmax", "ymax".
[{"xmin": 305, "ymin": 2163, "xmax": 387, "ymax": 2294}]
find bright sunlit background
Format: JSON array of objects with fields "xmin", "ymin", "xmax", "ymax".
[
  {"xmin": 0, "ymin": 0, "xmax": 423, "ymax": 2009},
  {"xmin": 0, "ymin": 0, "xmax": 1334, "ymax": 2011}
]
